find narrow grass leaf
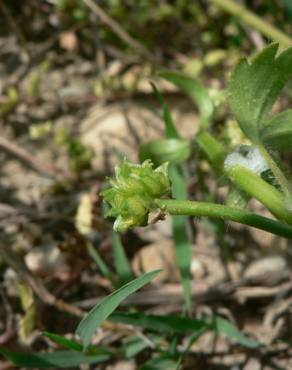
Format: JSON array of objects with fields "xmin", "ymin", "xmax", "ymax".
[
  {"xmin": 109, "ymin": 312, "xmax": 207, "ymax": 334},
  {"xmin": 150, "ymin": 82, "xmax": 180, "ymax": 139},
  {"xmin": 112, "ymin": 231, "xmax": 133, "ymax": 284},
  {"xmin": 42, "ymin": 332, "xmax": 83, "ymax": 351},
  {"xmin": 123, "ymin": 336, "xmax": 151, "ymax": 358},
  {"xmin": 140, "ymin": 355, "xmax": 178, "ymax": 370},
  {"xmin": 160, "ymin": 71, "xmax": 214, "ymax": 128},
  {"xmin": 0, "ymin": 347, "xmax": 110, "ymax": 368},
  {"xmin": 212, "ymin": 316, "xmax": 260, "ymax": 348},
  {"xmin": 169, "ymin": 165, "xmax": 192, "ymax": 313},
  {"xmin": 86, "ymin": 242, "xmax": 111, "ymax": 278},
  {"xmin": 76, "ymin": 269, "xmax": 161, "ymax": 350},
  {"xmin": 123, "ymin": 335, "xmax": 162, "ymax": 358}
]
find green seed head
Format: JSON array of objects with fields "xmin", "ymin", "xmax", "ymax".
[{"xmin": 101, "ymin": 160, "xmax": 171, "ymax": 232}]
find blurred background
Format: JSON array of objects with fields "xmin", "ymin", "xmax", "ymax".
[{"xmin": 1, "ymin": 1, "xmax": 292, "ymax": 369}]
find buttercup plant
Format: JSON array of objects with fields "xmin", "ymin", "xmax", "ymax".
[
  {"xmin": 103, "ymin": 44, "xmax": 292, "ymax": 239},
  {"xmin": 102, "ymin": 160, "xmax": 170, "ymax": 232},
  {"xmin": 3, "ymin": 44, "xmax": 292, "ymax": 370}
]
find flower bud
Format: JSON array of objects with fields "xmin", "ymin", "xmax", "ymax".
[{"xmin": 101, "ymin": 160, "xmax": 171, "ymax": 232}]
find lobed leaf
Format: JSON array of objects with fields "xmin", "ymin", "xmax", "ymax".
[
  {"xmin": 229, "ymin": 44, "xmax": 292, "ymax": 142},
  {"xmin": 259, "ymin": 109, "xmax": 292, "ymax": 150}
]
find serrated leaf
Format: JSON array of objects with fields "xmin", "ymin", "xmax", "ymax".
[
  {"xmin": 229, "ymin": 44, "xmax": 292, "ymax": 142},
  {"xmin": 259, "ymin": 109, "xmax": 292, "ymax": 150},
  {"xmin": 160, "ymin": 71, "xmax": 214, "ymax": 128},
  {"xmin": 76, "ymin": 269, "xmax": 161, "ymax": 350},
  {"xmin": 0, "ymin": 346, "xmax": 110, "ymax": 368}
]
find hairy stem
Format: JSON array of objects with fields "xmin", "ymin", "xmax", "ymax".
[
  {"xmin": 226, "ymin": 165, "xmax": 292, "ymax": 224},
  {"xmin": 196, "ymin": 131, "xmax": 227, "ymax": 175},
  {"xmin": 211, "ymin": 0, "xmax": 292, "ymax": 48},
  {"xmin": 258, "ymin": 144, "xmax": 292, "ymax": 207},
  {"xmin": 154, "ymin": 199, "xmax": 292, "ymax": 239}
]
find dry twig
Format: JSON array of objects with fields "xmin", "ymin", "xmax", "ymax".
[
  {"xmin": 0, "ymin": 136, "xmax": 58, "ymax": 178},
  {"xmin": 82, "ymin": 0, "xmax": 153, "ymax": 59}
]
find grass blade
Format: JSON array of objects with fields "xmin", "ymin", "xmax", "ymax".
[
  {"xmin": 42, "ymin": 332, "xmax": 83, "ymax": 351},
  {"xmin": 0, "ymin": 347, "xmax": 110, "ymax": 368},
  {"xmin": 151, "ymin": 82, "xmax": 180, "ymax": 139},
  {"xmin": 76, "ymin": 269, "xmax": 161, "ymax": 350},
  {"xmin": 112, "ymin": 231, "xmax": 133, "ymax": 284},
  {"xmin": 160, "ymin": 71, "xmax": 214, "ymax": 128},
  {"xmin": 212, "ymin": 316, "xmax": 260, "ymax": 348},
  {"xmin": 109, "ymin": 312, "xmax": 207, "ymax": 334},
  {"xmin": 169, "ymin": 165, "xmax": 192, "ymax": 313},
  {"xmin": 86, "ymin": 242, "xmax": 111, "ymax": 278}
]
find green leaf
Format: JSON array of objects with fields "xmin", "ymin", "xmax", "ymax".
[
  {"xmin": 76, "ymin": 269, "xmax": 161, "ymax": 350},
  {"xmin": 229, "ymin": 44, "xmax": 292, "ymax": 142},
  {"xmin": 140, "ymin": 355, "xmax": 178, "ymax": 370},
  {"xmin": 123, "ymin": 336, "xmax": 152, "ymax": 358},
  {"xmin": 139, "ymin": 138, "xmax": 191, "ymax": 167},
  {"xmin": 86, "ymin": 242, "xmax": 112, "ymax": 279},
  {"xmin": 112, "ymin": 231, "xmax": 133, "ymax": 284},
  {"xmin": 109, "ymin": 312, "xmax": 259, "ymax": 348},
  {"xmin": 259, "ymin": 109, "xmax": 292, "ymax": 150},
  {"xmin": 123, "ymin": 334, "xmax": 161, "ymax": 358},
  {"xmin": 42, "ymin": 332, "xmax": 111, "ymax": 356},
  {"xmin": 109, "ymin": 312, "xmax": 207, "ymax": 334},
  {"xmin": 140, "ymin": 88, "xmax": 192, "ymax": 313},
  {"xmin": 160, "ymin": 71, "xmax": 214, "ymax": 128},
  {"xmin": 169, "ymin": 165, "xmax": 192, "ymax": 313},
  {"xmin": 151, "ymin": 82, "xmax": 180, "ymax": 139},
  {"xmin": 0, "ymin": 346, "xmax": 110, "ymax": 368},
  {"xmin": 42, "ymin": 332, "xmax": 83, "ymax": 351},
  {"xmin": 212, "ymin": 317, "xmax": 260, "ymax": 348}
]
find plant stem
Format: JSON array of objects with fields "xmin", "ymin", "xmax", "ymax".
[
  {"xmin": 196, "ymin": 131, "xmax": 227, "ymax": 175},
  {"xmin": 211, "ymin": 0, "xmax": 292, "ymax": 48},
  {"xmin": 226, "ymin": 165, "xmax": 292, "ymax": 224},
  {"xmin": 258, "ymin": 144, "xmax": 292, "ymax": 207},
  {"xmin": 154, "ymin": 199, "xmax": 292, "ymax": 239}
]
